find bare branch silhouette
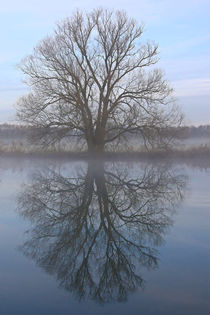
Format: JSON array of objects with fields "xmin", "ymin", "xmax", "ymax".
[{"xmin": 18, "ymin": 161, "xmax": 186, "ymax": 303}]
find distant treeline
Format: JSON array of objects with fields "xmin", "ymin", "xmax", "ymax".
[
  {"xmin": 0, "ymin": 123, "xmax": 210, "ymax": 140},
  {"xmin": 181, "ymin": 125, "xmax": 210, "ymax": 138},
  {"xmin": 0, "ymin": 124, "xmax": 32, "ymax": 140}
]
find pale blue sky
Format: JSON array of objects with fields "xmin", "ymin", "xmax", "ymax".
[{"xmin": 0, "ymin": 0, "xmax": 209, "ymax": 125}]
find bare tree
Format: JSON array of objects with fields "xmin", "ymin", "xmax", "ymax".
[{"xmin": 16, "ymin": 8, "xmax": 183, "ymax": 152}]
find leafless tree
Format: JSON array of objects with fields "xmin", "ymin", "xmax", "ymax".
[{"xmin": 16, "ymin": 8, "xmax": 183, "ymax": 152}]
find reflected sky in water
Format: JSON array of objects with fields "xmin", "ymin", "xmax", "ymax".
[{"xmin": 0, "ymin": 157, "xmax": 210, "ymax": 314}]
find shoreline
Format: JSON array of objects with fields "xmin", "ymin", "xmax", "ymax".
[{"xmin": 0, "ymin": 146, "xmax": 210, "ymax": 160}]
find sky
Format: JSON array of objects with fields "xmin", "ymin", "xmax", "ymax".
[{"xmin": 0, "ymin": 0, "xmax": 209, "ymax": 125}]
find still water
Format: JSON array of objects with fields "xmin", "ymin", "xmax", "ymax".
[{"xmin": 0, "ymin": 156, "xmax": 210, "ymax": 315}]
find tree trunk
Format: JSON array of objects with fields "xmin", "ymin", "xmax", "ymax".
[
  {"xmin": 87, "ymin": 127, "xmax": 105, "ymax": 153},
  {"xmin": 87, "ymin": 142, "xmax": 105, "ymax": 153},
  {"xmin": 95, "ymin": 126, "xmax": 105, "ymax": 152}
]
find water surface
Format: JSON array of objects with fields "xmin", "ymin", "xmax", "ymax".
[{"xmin": 0, "ymin": 156, "xmax": 209, "ymax": 314}]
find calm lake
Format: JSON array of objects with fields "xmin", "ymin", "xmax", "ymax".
[{"xmin": 0, "ymin": 156, "xmax": 210, "ymax": 315}]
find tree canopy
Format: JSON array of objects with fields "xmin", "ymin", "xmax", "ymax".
[{"xmin": 17, "ymin": 8, "xmax": 183, "ymax": 152}]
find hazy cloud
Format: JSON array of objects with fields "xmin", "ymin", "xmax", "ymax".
[{"xmin": 173, "ymin": 78, "xmax": 210, "ymax": 97}]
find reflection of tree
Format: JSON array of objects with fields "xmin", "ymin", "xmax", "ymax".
[{"xmin": 18, "ymin": 162, "xmax": 186, "ymax": 303}]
